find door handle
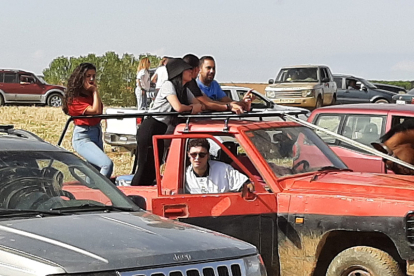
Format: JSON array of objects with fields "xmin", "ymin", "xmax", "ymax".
[{"xmin": 163, "ymin": 204, "xmax": 188, "ymax": 219}]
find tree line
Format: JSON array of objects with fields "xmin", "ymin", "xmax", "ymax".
[{"xmin": 42, "ymin": 52, "xmax": 161, "ymax": 106}]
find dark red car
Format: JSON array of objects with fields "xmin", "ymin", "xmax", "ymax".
[
  {"xmin": 0, "ymin": 69, "xmax": 65, "ymax": 107},
  {"xmin": 308, "ymin": 103, "xmax": 414, "ymax": 173}
]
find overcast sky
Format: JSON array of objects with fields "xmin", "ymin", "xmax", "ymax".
[{"xmin": 2, "ymin": 0, "xmax": 414, "ymax": 82}]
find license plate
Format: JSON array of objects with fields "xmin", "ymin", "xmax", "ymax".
[
  {"xmin": 396, "ymin": 100, "xmax": 406, "ymax": 104},
  {"xmin": 274, "ymin": 99, "xmax": 295, "ymax": 103}
]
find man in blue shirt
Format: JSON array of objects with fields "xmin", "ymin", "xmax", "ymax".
[{"xmin": 196, "ymin": 56, "xmax": 251, "ymax": 111}]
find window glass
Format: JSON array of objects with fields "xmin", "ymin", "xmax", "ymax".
[
  {"xmin": 246, "ymin": 126, "xmax": 346, "ymax": 178},
  {"xmin": 334, "ymin": 78, "xmax": 342, "ymax": 89},
  {"xmin": 391, "ymin": 116, "xmax": 414, "ymax": 128},
  {"xmin": 4, "ymin": 73, "xmax": 17, "ymax": 83},
  {"xmin": 320, "ymin": 68, "xmax": 327, "ymax": 80},
  {"xmin": 314, "ymin": 115, "xmax": 342, "ymax": 144},
  {"xmin": 222, "ymin": 90, "xmax": 231, "ymax": 99},
  {"xmin": 340, "ymin": 115, "xmax": 386, "ymax": 150},
  {"xmin": 0, "ymin": 73, "xmax": 4, "ymax": 83},
  {"xmin": 276, "ymin": 68, "xmax": 318, "ymax": 82}
]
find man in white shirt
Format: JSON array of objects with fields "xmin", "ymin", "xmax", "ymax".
[{"xmin": 185, "ymin": 138, "xmax": 254, "ymax": 194}]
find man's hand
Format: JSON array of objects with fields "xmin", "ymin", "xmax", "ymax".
[
  {"xmin": 230, "ymin": 102, "xmax": 244, "ymax": 114},
  {"xmin": 246, "ymin": 182, "xmax": 255, "ymax": 192},
  {"xmin": 190, "ymin": 103, "xmax": 203, "ymax": 114}
]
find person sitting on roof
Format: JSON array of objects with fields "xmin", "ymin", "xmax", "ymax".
[{"xmin": 185, "ymin": 138, "xmax": 254, "ymax": 194}]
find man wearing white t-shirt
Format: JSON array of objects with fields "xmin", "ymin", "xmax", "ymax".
[{"xmin": 185, "ymin": 138, "xmax": 254, "ymax": 194}]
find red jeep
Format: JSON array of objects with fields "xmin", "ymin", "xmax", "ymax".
[{"xmin": 61, "ymin": 111, "xmax": 414, "ymax": 276}]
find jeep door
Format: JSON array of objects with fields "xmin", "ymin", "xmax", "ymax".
[
  {"xmin": 17, "ymin": 74, "xmax": 43, "ymax": 102},
  {"xmin": 1, "ymin": 72, "xmax": 20, "ymax": 101},
  {"xmin": 320, "ymin": 67, "xmax": 335, "ymax": 105},
  {"xmin": 151, "ymin": 134, "xmax": 279, "ymax": 275}
]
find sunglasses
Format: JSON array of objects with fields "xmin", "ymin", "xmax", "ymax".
[{"xmin": 189, "ymin": 152, "xmax": 208, "ymax": 159}]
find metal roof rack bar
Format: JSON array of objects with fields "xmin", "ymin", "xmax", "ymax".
[{"xmin": 57, "ymin": 109, "xmax": 309, "ymax": 146}]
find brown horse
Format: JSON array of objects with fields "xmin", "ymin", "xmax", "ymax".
[{"xmin": 372, "ymin": 119, "xmax": 414, "ymax": 175}]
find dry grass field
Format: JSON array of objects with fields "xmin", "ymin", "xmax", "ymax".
[{"xmin": 0, "ymin": 106, "xmax": 134, "ymax": 176}]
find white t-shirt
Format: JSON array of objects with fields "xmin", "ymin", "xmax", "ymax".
[
  {"xmin": 154, "ymin": 66, "xmax": 168, "ymax": 89},
  {"xmin": 151, "ymin": 81, "xmax": 195, "ymax": 125},
  {"xmin": 136, "ymin": 69, "xmax": 151, "ymax": 91},
  {"xmin": 185, "ymin": 160, "xmax": 248, "ymax": 194}
]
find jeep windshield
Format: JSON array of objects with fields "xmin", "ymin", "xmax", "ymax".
[
  {"xmin": 245, "ymin": 126, "xmax": 348, "ymax": 178},
  {"xmin": 0, "ymin": 151, "xmax": 139, "ymax": 214},
  {"xmin": 275, "ymin": 68, "xmax": 319, "ymax": 83}
]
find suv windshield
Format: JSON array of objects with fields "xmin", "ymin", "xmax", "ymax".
[
  {"xmin": 0, "ymin": 151, "xmax": 137, "ymax": 213},
  {"xmin": 246, "ymin": 126, "xmax": 347, "ymax": 177},
  {"xmin": 276, "ymin": 68, "xmax": 318, "ymax": 83}
]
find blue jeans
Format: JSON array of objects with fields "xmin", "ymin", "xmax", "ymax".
[
  {"xmin": 135, "ymin": 87, "xmax": 147, "ymax": 110},
  {"xmin": 72, "ymin": 124, "xmax": 114, "ymax": 178}
]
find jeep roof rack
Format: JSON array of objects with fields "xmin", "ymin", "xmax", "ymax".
[
  {"xmin": 0, "ymin": 124, "xmax": 44, "ymax": 142},
  {"xmin": 58, "ymin": 109, "xmax": 309, "ymax": 146}
]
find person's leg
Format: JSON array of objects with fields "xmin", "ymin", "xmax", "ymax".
[
  {"xmin": 131, "ymin": 118, "xmax": 167, "ymax": 186},
  {"xmin": 72, "ymin": 125, "xmax": 113, "ymax": 178},
  {"xmin": 135, "ymin": 87, "xmax": 144, "ymax": 110},
  {"xmin": 142, "ymin": 91, "xmax": 148, "ymax": 110}
]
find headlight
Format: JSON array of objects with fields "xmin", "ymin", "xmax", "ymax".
[
  {"xmin": 243, "ymin": 254, "xmax": 267, "ymax": 276},
  {"xmin": 302, "ymin": 89, "xmax": 314, "ymax": 97},
  {"xmin": 266, "ymin": 91, "xmax": 276, "ymax": 98}
]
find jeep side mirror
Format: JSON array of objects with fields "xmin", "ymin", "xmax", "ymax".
[
  {"xmin": 128, "ymin": 195, "xmax": 147, "ymax": 210},
  {"xmin": 321, "ymin": 77, "xmax": 329, "ymax": 83},
  {"xmin": 362, "ymin": 86, "xmax": 368, "ymax": 92},
  {"xmin": 268, "ymin": 79, "xmax": 274, "ymax": 84}
]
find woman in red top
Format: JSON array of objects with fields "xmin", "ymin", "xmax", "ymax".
[{"xmin": 62, "ymin": 63, "xmax": 113, "ymax": 177}]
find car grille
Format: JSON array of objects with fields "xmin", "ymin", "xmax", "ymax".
[
  {"xmin": 273, "ymin": 91, "xmax": 303, "ymax": 98},
  {"xmin": 406, "ymin": 212, "xmax": 414, "ymax": 244},
  {"xmin": 119, "ymin": 259, "xmax": 243, "ymax": 276}
]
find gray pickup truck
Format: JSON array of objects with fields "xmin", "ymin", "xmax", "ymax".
[{"xmin": 0, "ymin": 125, "xmax": 266, "ymax": 276}]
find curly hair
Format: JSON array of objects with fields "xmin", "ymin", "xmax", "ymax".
[{"xmin": 62, "ymin": 63, "xmax": 96, "ymax": 114}]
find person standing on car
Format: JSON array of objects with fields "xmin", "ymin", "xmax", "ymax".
[
  {"xmin": 62, "ymin": 63, "xmax": 113, "ymax": 178},
  {"xmin": 151, "ymin": 57, "xmax": 169, "ymax": 98},
  {"xmin": 135, "ymin": 57, "xmax": 151, "ymax": 110},
  {"xmin": 196, "ymin": 56, "xmax": 252, "ymax": 112},
  {"xmin": 131, "ymin": 58, "xmax": 203, "ymax": 186},
  {"xmin": 183, "ymin": 54, "xmax": 252, "ymax": 114}
]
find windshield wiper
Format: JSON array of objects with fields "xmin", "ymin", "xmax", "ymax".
[
  {"xmin": 310, "ymin": 166, "xmax": 352, "ymax": 181},
  {"xmin": 0, "ymin": 209, "xmax": 64, "ymax": 218},
  {"xmin": 317, "ymin": 166, "xmax": 352, "ymax": 172},
  {"xmin": 50, "ymin": 204, "xmax": 135, "ymax": 213}
]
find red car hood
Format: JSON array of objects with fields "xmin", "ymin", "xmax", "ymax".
[{"xmin": 286, "ymin": 171, "xmax": 414, "ymax": 201}]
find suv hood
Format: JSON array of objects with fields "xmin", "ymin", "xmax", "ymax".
[
  {"xmin": 0, "ymin": 212, "xmax": 256, "ymax": 273},
  {"xmin": 290, "ymin": 172, "xmax": 414, "ymax": 203},
  {"xmin": 266, "ymin": 83, "xmax": 317, "ymax": 91}
]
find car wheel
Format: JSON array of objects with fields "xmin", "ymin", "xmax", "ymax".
[
  {"xmin": 315, "ymin": 96, "xmax": 323, "ymax": 109},
  {"xmin": 0, "ymin": 94, "xmax": 4, "ymax": 106},
  {"xmin": 47, "ymin": 93, "xmax": 63, "ymax": 107},
  {"xmin": 374, "ymin": 98, "xmax": 389, "ymax": 104},
  {"xmin": 326, "ymin": 246, "xmax": 403, "ymax": 276}
]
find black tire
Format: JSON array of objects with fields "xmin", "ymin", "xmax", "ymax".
[
  {"xmin": 47, "ymin": 93, "xmax": 63, "ymax": 107},
  {"xmin": 315, "ymin": 96, "xmax": 323, "ymax": 109},
  {"xmin": 326, "ymin": 246, "xmax": 403, "ymax": 276},
  {"xmin": 374, "ymin": 98, "xmax": 389, "ymax": 104}
]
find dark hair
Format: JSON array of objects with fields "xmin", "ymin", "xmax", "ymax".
[
  {"xmin": 188, "ymin": 138, "xmax": 210, "ymax": 152},
  {"xmin": 62, "ymin": 63, "xmax": 96, "ymax": 114},
  {"xmin": 169, "ymin": 73, "xmax": 189, "ymax": 105},
  {"xmin": 183, "ymin": 54, "xmax": 200, "ymax": 68},
  {"xmin": 199, "ymin": 56, "xmax": 215, "ymax": 67}
]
